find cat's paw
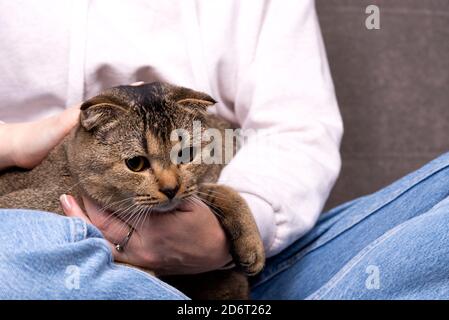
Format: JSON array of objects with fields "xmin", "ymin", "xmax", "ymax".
[{"xmin": 233, "ymin": 234, "xmax": 265, "ymax": 276}]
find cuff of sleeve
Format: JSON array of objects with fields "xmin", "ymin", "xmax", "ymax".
[{"xmin": 239, "ymin": 192, "xmax": 277, "ymax": 257}]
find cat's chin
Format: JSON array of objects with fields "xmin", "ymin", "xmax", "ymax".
[{"xmin": 150, "ymin": 199, "xmax": 182, "ymax": 213}]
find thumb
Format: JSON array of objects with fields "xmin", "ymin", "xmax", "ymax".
[
  {"xmin": 60, "ymin": 194, "xmax": 91, "ymax": 223},
  {"xmin": 42, "ymin": 105, "xmax": 81, "ymax": 143},
  {"xmin": 57, "ymin": 105, "xmax": 81, "ymax": 135}
]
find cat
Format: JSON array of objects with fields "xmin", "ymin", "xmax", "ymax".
[{"xmin": 0, "ymin": 82, "xmax": 265, "ymax": 299}]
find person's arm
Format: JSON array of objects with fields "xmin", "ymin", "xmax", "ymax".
[
  {"xmin": 0, "ymin": 122, "xmax": 15, "ymax": 170},
  {"xmin": 0, "ymin": 107, "xmax": 80, "ymax": 170},
  {"xmin": 214, "ymin": 0, "xmax": 343, "ymax": 257}
]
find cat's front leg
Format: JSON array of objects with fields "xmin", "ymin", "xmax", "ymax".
[{"xmin": 197, "ymin": 183, "xmax": 265, "ymax": 276}]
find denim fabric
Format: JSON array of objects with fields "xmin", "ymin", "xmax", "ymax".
[
  {"xmin": 4, "ymin": 152, "xmax": 449, "ymax": 299},
  {"xmin": 0, "ymin": 210, "xmax": 188, "ymax": 300},
  {"xmin": 251, "ymin": 151, "xmax": 449, "ymax": 299}
]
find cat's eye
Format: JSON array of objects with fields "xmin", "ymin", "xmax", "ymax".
[
  {"xmin": 125, "ymin": 156, "xmax": 150, "ymax": 172},
  {"xmin": 177, "ymin": 146, "xmax": 197, "ymax": 164}
]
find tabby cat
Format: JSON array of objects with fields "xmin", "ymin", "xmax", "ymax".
[{"xmin": 0, "ymin": 82, "xmax": 265, "ymax": 299}]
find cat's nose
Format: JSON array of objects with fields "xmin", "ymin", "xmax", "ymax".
[{"xmin": 159, "ymin": 185, "xmax": 180, "ymax": 200}]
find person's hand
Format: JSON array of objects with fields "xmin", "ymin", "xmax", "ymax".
[
  {"xmin": 0, "ymin": 106, "xmax": 80, "ymax": 170},
  {"xmin": 60, "ymin": 194, "xmax": 233, "ymax": 275}
]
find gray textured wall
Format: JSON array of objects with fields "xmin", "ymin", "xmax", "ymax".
[{"xmin": 316, "ymin": 0, "xmax": 449, "ymax": 209}]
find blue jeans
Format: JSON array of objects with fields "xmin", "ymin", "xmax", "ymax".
[
  {"xmin": 0, "ymin": 210, "xmax": 188, "ymax": 299},
  {"xmin": 3, "ymin": 153, "xmax": 449, "ymax": 299}
]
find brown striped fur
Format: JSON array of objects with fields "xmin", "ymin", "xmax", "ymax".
[{"xmin": 0, "ymin": 82, "xmax": 264, "ymax": 299}]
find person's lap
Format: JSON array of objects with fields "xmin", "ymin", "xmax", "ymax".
[
  {"xmin": 0, "ymin": 209, "xmax": 188, "ymax": 299},
  {"xmin": 3, "ymin": 152, "xmax": 449, "ymax": 299},
  {"xmin": 251, "ymin": 151, "xmax": 449, "ymax": 299}
]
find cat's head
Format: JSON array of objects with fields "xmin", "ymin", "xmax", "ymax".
[{"xmin": 66, "ymin": 82, "xmax": 217, "ymax": 215}]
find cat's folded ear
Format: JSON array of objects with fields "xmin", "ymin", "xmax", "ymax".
[
  {"xmin": 80, "ymin": 95, "xmax": 128, "ymax": 131},
  {"xmin": 171, "ymin": 86, "xmax": 217, "ymax": 111}
]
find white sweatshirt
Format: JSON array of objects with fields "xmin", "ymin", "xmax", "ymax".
[{"xmin": 0, "ymin": 0, "xmax": 343, "ymax": 257}]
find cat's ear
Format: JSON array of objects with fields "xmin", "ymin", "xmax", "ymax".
[
  {"xmin": 172, "ymin": 86, "xmax": 216, "ymax": 110},
  {"xmin": 80, "ymin": 95, "xmax": 128, "ymax": 131}
]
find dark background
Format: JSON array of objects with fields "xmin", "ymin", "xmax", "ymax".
[{"xmin": 316, "ymin": 0, "xmax": 449, "ymax": 209}]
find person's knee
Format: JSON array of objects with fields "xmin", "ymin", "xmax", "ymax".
[
  {"xmin": 308, "ymin": 203, "xmax": 449, "ymax": 299},
  {"xmin": 0, "ymin": 210, "xmax": 188, "ymax": 299}
]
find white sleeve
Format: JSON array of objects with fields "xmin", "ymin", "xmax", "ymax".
[{"xmin": 216, "ymin": 0, "xmax": 343, "ymax": 257}]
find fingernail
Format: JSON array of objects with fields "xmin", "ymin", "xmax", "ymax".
[{"xmin": 60, "ymin": 194, "xmax": 72, "ymax": 210}]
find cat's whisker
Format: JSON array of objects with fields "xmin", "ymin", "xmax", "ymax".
[
  {"xmin": 136, "ymin": 206, "xmax": 147, "ymax": 231},
  {"xmin": 194, "ymin": 189, "xmax": 229, "ymax": 199},
  {"xmin": 123, "ymin": 204, "xmax": 148, "ymax": 230},
  {"xmin": 97, "ymin": 194, "xmax": 155, "ymax": 226},
  {"xmin": 198, "ymin": 200, "xmax": 224, "ymax": 219},
  {"xmin": 98, "ymin": 199, "xmax": 140, "ymax": 228},
  {"xmin": 193, "ymin": 195, "xmax": 228, "ymax": 216},
  {"xmin": 134, "ymin": 200, "xmax": 160, "ymax": 206},
  {"xmin": 180, "ymin": 192, "xmax": 196, "ymax": 199},
  {"xmin": 99, "ymin": 196, "xmax": 134, "ymax": 213},
  {"xmin": 128, "ymin": 205, "xmax": 148, "ymax": 236},
  {"xmin": 188, "ymin": 195, "xmax": 225, "ymax": 220},
  {"xmin": 64, "ymin": 176, "xmax": 91, "ymax": 193},
  {"xmin": 114, "ymin": 205, "xmax": 136, "ymax": 222},
  {"xmin": 113, "ymin": 205, "xmax": 142, "ymax": 237},
  {"xmin": 192, "ymin": 192, "xmax": 234, "ymax": 212},
  {"xmin": 191, "ymin": 194, "xmax": 213, "ymax": 207},
  {"xmin": 126, "ymin": 206, "xmax": 141, "ymax": 227},
  {"xmin": 114, "ymin": 202, "xmax": 141, "ymax": 224},
  {"xmin": 184, "ymin": 196, "xmax": 199, "ymax": 209},
  {"xmin": 193, "ymin": 198, "xmax": 235, "ymax": 213},
  {"xmin": 195, "ymin": 189, "xmax": 230, "ymax": 202},
  {"xmin": 125, "ymin": 208, "xmax": 139, "ymax": 228},
  {"xmin": 135, "ymin": 195, "xmax": 158, "ymax": 201},
  {"xmin": 103, "ymin": 202, "xmax": 132, "ymax": 217}
]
